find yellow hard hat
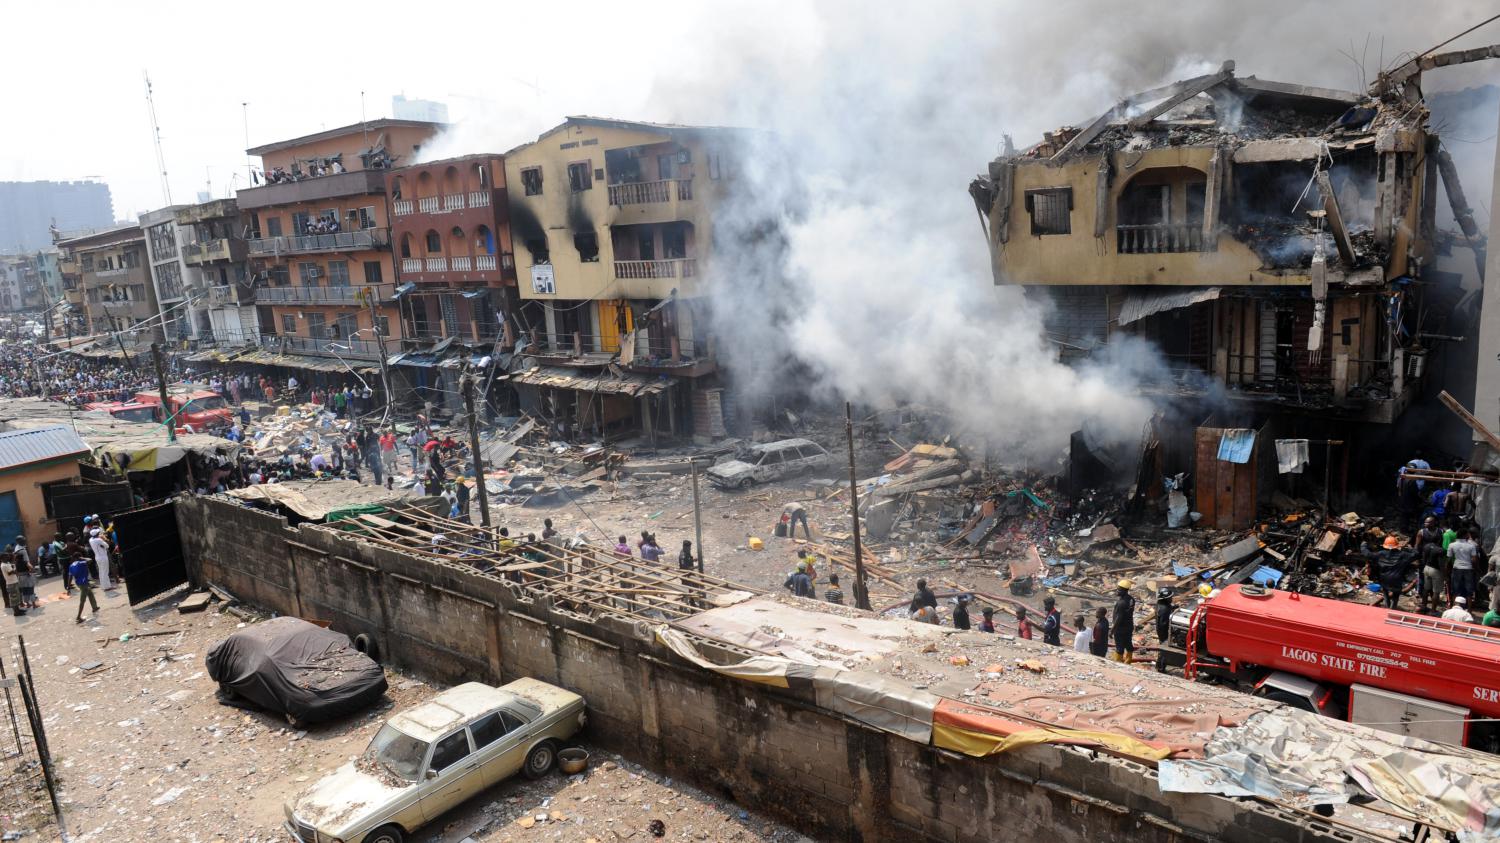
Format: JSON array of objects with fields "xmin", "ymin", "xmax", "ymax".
[
  {"xmin": 1198, "ymin": 584, "xmax": 1212, "ymax": 598},
  {"xmin": 1118, "ymin": 578, "xmax": 1134, "ymax": 590}
]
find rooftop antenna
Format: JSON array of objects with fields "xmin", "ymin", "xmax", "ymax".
[
  {"xmin": 144, "ymin": 72, "xmax": 172, "ymax": 205},
  {"xmin": 242, "ymin": 102, "xmax": 254, "ymax": 185},
  {"xmin": 361, "ymin": 90, "xmax": 369, "ymax": 148}
]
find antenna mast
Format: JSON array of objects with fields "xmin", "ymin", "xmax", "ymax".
[{"xmin": 144, "ymin": 72, "xmax": 172, "ymax": 205}]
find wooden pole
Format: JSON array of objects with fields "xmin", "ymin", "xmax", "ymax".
[
  {"xmin": 846, "ymin": 402, "xmax": 870, "ymax": 610},
  {"xmin": 462, "ymin": 375, "xmax": 491, "ymax": 527}
]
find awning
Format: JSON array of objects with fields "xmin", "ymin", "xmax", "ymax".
[
  {"xmin": 392, "ymin": 282, "xmax": 416, "ymax": 299},
  {"xmin": 390, "ymin": 351, "xmax": 440, "ymax": 368},
  {"xmin": 227, "ymin": 348, "xmax": 377, "ymax": 374},
  {"xmin": 1117, "ymin": 286, "xmax": 1221, "ymax": 326},
  {"xmin": 510, "ymin": 366, "xmax": 675, "ymax": 396}
]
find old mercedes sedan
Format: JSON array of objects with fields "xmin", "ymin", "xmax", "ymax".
[{"xmin": 285, "ymin": 678, "xmax": 586, "ymax": 843}]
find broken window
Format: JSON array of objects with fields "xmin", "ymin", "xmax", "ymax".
[
  {"xmin": 526, "ymin": 237, "xmax": 550, "ymax": 263},
  {"xmin": 661, "ymin": 225, "xmax": 687, "ymax": 259},
  {"xmin": 574, "ymin": 232, "xmax": 599, "ymax": 262},
  {"xmin": 568, "ymin": 162, "xmax": 592, "ymax": 192},
  {"xmin": 1025, "ymin": 188, "xmax": 1072, "ymax": 236},
  {"xmin": 521, "ymin": 167, "xmax": 543, "ymax": 196}
]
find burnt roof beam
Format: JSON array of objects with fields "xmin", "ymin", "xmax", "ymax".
[
  {"xmin": 1054, "ymin": 61, "xmax": 1235, "ymax": 160},
  {"xmin": 1126, "ymin": 64, "xmax": 1236, "ymax": 130}
]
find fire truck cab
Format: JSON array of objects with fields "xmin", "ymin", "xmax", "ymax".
[{"xmin": 1158, "ymin": 584, "xmax": 1499, "ymax": 750}]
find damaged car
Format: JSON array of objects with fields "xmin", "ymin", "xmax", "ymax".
[
  {"xmin": 285, "ymin": 678, "xmax": 586, "ymax": 843},
  {"xmin": 707, "ymin": 438, "xmax": 832, "ymax": 489},
  {"xmin": 206, "ymin": 616, "xmax": 387, "ymax": 726}
]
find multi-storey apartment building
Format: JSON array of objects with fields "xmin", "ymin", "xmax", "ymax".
[
  {"xmin": 176, "ymin": 198, "xmax": 256, "ymax": 346},
  {"xmin": 54, "ymin": 224, "xmax": 160, "ymax": 352},
  {"xmin": 503, "ymin": 117, "xmax": 749, "ymax": 439},
  {"xmin": 140, "ymin": 206, "xmax": 202, "ymax": 345},
  {"xmin": 232, "ymin": 118, "xmax": 442, "ymax": 380}
]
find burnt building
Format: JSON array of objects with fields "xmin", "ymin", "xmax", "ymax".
[{"xmin": 969, "ymin": 62, "xmax": 1472, "ymax": 525}]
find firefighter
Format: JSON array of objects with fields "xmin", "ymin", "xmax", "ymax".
[
  {"xmin": 1111, "ymin": 579, "xmax": 1136, "ymax": 663},
  {"xmin": 1154, "ymin": 586, "xmax": 1175, "ymax": 643},
  {"xmin": 1375, "ymin": 535, "xmax": 1415, "ymax": 610}
]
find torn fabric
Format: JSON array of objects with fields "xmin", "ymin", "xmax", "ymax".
[
  {"xmin": 1116, "ymin": 286, "xmax": 1221, "ymax": 326},
  {"xmin": 1275, "ymin": 439, "xmax": 1310, "ymax": 474}
]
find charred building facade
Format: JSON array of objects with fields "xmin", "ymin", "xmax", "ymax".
[{"xmin": 970, "ymin": 62, "xmax": 1474, "ymax": 525}]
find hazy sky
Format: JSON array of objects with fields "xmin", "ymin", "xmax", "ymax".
[{"xmin": 5, "ymin": 1, "xmax": 1498, "ymax": 218}]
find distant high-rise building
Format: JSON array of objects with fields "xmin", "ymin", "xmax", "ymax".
[
  {"xmin": 0, "ymin": 180, "xmax": 114, "ymax": 253},
  {"xmin": 392, "ymin": 95, "xmax": 449, "ymax": 124}
]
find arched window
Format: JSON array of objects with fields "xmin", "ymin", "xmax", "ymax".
[
  {"xmin": 475, "ymin": 225, "xmax": 495, "ymax": 255},
  {"xmin": 392, "ymin": 175, "xmax": 406, "ymax": 199},
  {"xmin": 473, "ymin": 163, "xmax": 489, "ymax": 189},
  {"xmin": 416, "ymin": 171, "xmax": 435, "ymax": 198},
  {"xmin": 425, "ymin": 230, "xmax": 442, "ymax": 254},
  {"xmin": 400, "ymin": 233, "xmax": 414, "ymax": 259}
]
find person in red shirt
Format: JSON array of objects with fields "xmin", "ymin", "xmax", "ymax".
[
  {"xmin": 1015, "ymin": 606, "xmax": 1034, "ymax": 640},
  {"xmin": 379, "ymin": 429, "xmax": 398, "ymax": 476}
]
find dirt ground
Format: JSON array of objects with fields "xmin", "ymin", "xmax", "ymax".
[{"xmin": 4, "ymin": 577, "xmax": 807, "ymax": 843}]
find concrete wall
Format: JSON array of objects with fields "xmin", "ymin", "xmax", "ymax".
[{"xmin": 177, "ymin": 495, "xmax": 1355, "ymax": 843}]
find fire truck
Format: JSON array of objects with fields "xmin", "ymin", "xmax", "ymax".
[{"xmin": 1157, "ymin": 584, "xmax": 1500, "ymax": 750}]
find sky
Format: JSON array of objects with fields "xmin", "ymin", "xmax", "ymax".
[{"xmin": 6, "ymin": 1, "xmax": 1498, "ymax": 219}]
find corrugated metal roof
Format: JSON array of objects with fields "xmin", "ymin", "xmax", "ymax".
[
  {"xmin": 510, "ymin": 366, "xmax": 674, "ymax": 396},
  {"xmin": 0, "ymin": 425, "xmax": 89, "ymax": 471}
]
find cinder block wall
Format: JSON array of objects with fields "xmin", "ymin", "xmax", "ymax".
[{"xmin": 177, "ymin": 497, "xmax": 1355, "ymax": 843}]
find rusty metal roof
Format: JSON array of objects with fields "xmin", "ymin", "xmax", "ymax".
[
  {"xmin": 0, "ymin": 424, "xmax": 89, "ymax": 471},
  {"xmin": 510, "ymin": 366, "xmax": 674, "ymax": 396}
]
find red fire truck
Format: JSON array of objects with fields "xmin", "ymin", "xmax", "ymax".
[{"xmin": 1158, "ymin": 584, "xmax": 1500, "ymax": 750}]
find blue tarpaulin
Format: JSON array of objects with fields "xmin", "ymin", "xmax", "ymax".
[
  {"xmin": 1218, "ymin": 429, "xmax": 1257, "ymax": 464},
  {"xmin": 1249, "ymin": 566, "xmax": 1284, "ymax": 586},
  {"xmin": 1172, "ymin": 563, "xmax": 1197, "ymax": 577}
]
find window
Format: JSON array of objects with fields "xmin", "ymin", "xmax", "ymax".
[
  {"xmin": 291, "ymin": 212, "xmax": 310, "ymax": 235},
  {"xmin": 357, "ymin": 206, "xmax": 376, "ymax": 229},
  {"xmin": 319, "ymin": 208, "xmax": 338, "ymax": 226},
  {"xmin": 425, "ymin": 231, "xmax": 442, "ymax": 254},
  {"xmin": 1025, "ymin": 187, "xmax": 1073, "ymax": 236},
  {"xmin": 156, "ymin": 261, "xmax": 183, "ymax": 299},
  {"xmin": 335, "ymin": 313, "xmax": 358, "ymax": 339},
  {"xmin": 130, "ymin": 284, "xmax": 147, "ymax": 301},
  {"xmin": 708, "ymin": 152, "xmax": 722, "ymax": 180},
  {"xmin": 327, "ymin": 260, "xmax": 350, "ymax": 286},
  {"xmin": 568, "ymin": 162, "xmax": 592, "ymax": 192},
  {"xmin": 574, "ymin": 232, "xmax": 599, "ymax": 262},
  {"xmin": 521, "ymin": 167, "xmax": 543, "ymax": 196},
  {"xmin": 661, "ymin": 225, "xmax": 686, "ymax": 259},
  {"xmin": 268, "ymin": 265, "xmax": 290, "ymax": 286},
  {"xmin": 657, "ymin": 154, "xmax": 674, "ymax": 180},
  {"xmin": 266, "ymin": 217, "xmax": 283, "ymax": 238},
  {"xmin": 469, "ymin": 711, "xmax": 515, "ymax": 748},
  {"xmin": 281, "ymin": 314, "xmax": 297, "ymax": 333},
  {"xmin": 305, "ymin": 312, "xmax": 327, "ymax": 336},
  {"xmin": 429, "ymin": 731, "xmax": 471, "ymax": 773},
  {"xmin": 637, "ymin": 231, "xmax": 656, "ymax": 261},
  {"xmin": 123, "ymin": 249, "xmax": 142, "ymax": 268},
  {"xmin": 525, "ymin": 238, "xmax": 549, "ymax": 263},
  {"xmin": 375, "ymin": 315, "xmax": 391, "ymax": 336},
  {"xmin": 149, "ymin": 223, "xmax": 177, "ymax": 261},
  {"xmin": 299, "ymin": 262, "xmax": 320, "ymax": 285},
  {"xmin": 363, "ymin": 261, "xmax": 383, "ymax": 284}
]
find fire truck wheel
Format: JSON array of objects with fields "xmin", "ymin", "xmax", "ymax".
[{"xmin": 1261, "ymin": 689, "xmax": 1317, "ymax": 713}]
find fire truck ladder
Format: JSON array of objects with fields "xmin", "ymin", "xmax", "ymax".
[{"xmin": 1387, "ymin": 612, "xmax": 1500, "ymax": 644}]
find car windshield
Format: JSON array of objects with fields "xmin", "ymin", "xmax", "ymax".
[
  {"xmin": 113, "ymin": 407, "xmax": 156, "ymax": 423},
  {"xmin": 185, "ymin": 395, "xmax": 228, "ymax": 411},
  {"xmin": 362, "ymin": 724, "xmax": 429, "ymax": 782}
]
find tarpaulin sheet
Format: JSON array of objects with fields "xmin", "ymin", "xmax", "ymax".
[
  {"xmin": 1217, "ymin": 428, "xmax": 1256, "ymax": 464},
  {"xmin": 205, "ymin": 617, "xmax": 387, "ymax": 724},
  {"xmin": 933, "ymin": 698, "xmax": 1171, "ymax": 760},
  {"xmin": 226, "ymin": 479, "xmax": 413, "ymax": 520},
  {"xmin": 656, "ymin": 625, "xmax": 936, "ymax": 744}
]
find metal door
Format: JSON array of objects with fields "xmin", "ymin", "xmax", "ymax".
[
  {"xmin": 115, "ymin": 501, "xmax": 185, "ymax": 605},
  {"xmin": 0, "ymin": 492, "xmax": 21, "ymax": 546}
]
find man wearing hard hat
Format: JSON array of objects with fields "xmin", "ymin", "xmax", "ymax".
[{"xmin": 1110, "ymin": 579, "xmax": 1136, "ymax": 663}]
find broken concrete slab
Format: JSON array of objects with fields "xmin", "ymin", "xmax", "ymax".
[
  {"xmin": 177, "ymin": 591, "xmax": 212, "ymax": 613},
  {"xmin": 1232, "ymin": 137, "xmax": 1327, "ymax": 163}
]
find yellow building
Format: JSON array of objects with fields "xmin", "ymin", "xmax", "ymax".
[{"xmin": 502, "ymin": 117, "xmax": 752, "ymax": 440}]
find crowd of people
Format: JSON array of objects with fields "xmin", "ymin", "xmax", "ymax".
[{"xmin": 0, "ymin": 335, "xmax": 153, "ymax": 403}]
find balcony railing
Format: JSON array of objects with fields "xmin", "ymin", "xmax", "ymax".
[
  {"xmin": 182, "ymin": 237, "xmax": 248, "ymax": 266},
  {"xmin": 266, "ymin": 334, "xmax": 384, "ymax": 360},
  {"xmin": 443, "ymin": 194, "xmax": 466, "ymax": 212},
  {"xmin": 418, "ymin": 197, "xmax": 441, "ymax": 214},
  {"xmin": 247, "ymin": 229, "xmax": 389, "ymax": 257},
  {"xmin": 1117, "ymin": 224, "xmax": 1204, "ymax": 254},
  {"xmin": 468, "ymin": 191, "xmax": 491, "ymax": 208},
  {"xmin": 393, "ymin": 199, "xmax": 414, "ymax": 217},
  {"xmin": 402, "ymin": 258, "xmax": 423, "ymax": 273},
  {"xmin": 608, "ymin": 179, "xmax": 693, "ymax": 206},
  {"xmin": 234, "ymin": 169, "xmax": 389, "ymax": 211},
  {"xmin": 255, "ymin": 284, "xmax": 392, "ymax": 304},
  {"xmin": 615, "ymin": 258, "xmax": 697, "ymax": 279},
  {"xmin": 475, "ymin": 254, "xmax": 497, "ymax": 271},
  {"xmin": 425, "ymin": 257, "xmax": 448, "ymax": 272},
  {"xmin": 450, "ymin": 256, "xmax": 472, "ymax": 271}
]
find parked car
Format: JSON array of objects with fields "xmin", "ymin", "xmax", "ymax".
[
  {"xmin": 707, "ymin": 438, "xmax": 832, "ymax": 489},
  {"xmin": 206, "ymin": 617, "xmax": 387, "ymax": 725},
  {"xmin": 285, "ymin": 679, "xmax": 587, "ymax": 843}
]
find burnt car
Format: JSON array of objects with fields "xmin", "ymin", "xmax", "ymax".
[{"xmin": 206, "ymin": 616, "xmax": 387, "ymax": 725}]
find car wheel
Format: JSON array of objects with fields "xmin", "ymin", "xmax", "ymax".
[
  {"xmin": 737, "ymin": 477, "xmax": 754, "ymax": 489},
  {"xmin": 353, "ymin": 633, "xmax": 379, "ymax": 663},
  {"xmin": 365, "ymin": 824, "xmax": 405, "ymax": 843},
  {"xmin": 523, "ymin": 740, "xmax": 558, "ymax": 779}
]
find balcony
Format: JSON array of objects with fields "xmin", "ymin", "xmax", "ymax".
[
  {"xmin": 266, "ymin": 334, "xmax": 385, "ymax": 360},
  {"xmin": 87, "ymin": 266, "xmax": 150, "ymax": 286},
  {"xmin": 175, "ymin": 198, "xmax": 238, "ymax": 225},
  {"xmin": 393, "ymin": 199, "xmax": 414, "ymax": 217},
  {"xmin": 614, "ymin": 258, "xmax": 697, "ymax": 279},
  {"xmin": 402, "ymin": 258, "xmax": 422, "ymax": 273},
  {"xmin": 443, "ymin": 194, "xmax": 466, "ymax": 212},
  {"xmin": 609, "ymin": 179, "xmax": 693, "ymax": 206},
  {"xmin": 425, "ymin": 257, "xmax": 448, "ymax": 272},
  {"xmin": 418, "ymin": 197, "xmax": 441, "ymax": 214},
  {"xmin": 450, "ymin": 256, "xmax": 472, "ymax": 272},
  {"xmin": 1117, "ymin": 224, "xmax": 1204, "ymax": 254},
  {"xmin": 246, "ymin": 229, "xmax": 389, "ymax": 257},
  {"xmin": 468, "ymin": 191, "xmax": 490, "ymax": 208},
  {"xmin": 234, "ymin": 169, "xmax": 388, "ymax": 210},
  {"xmin": 182, "ymin": 237, "xmax": 248, "ymax": 266},
  {"xmin": 402, "ymin": 192, "xmax": 494, "ymax": 217},
  {"xmin": 255, "ymin": 283, "xmax": 393, "ymax": 305},
  {"xmin": 475, "ymin": 254, "xmax": 497, "ymax": 271}
]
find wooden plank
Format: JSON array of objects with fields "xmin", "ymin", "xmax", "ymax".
[
  {"xmin": 1126, "ymin": 66, "xmax": 1233, "ymax": 129},
  {"xmin": 1315, "ymin": 171, "xmax": 1356, "ymax": 265},
  {"xmin": 1439, "ymin": 390, "xmax": 1500, "ymax": 452},
  {"xmin": 1194, "ymin": 428, "xmax": 1218, "ymax": 528}
]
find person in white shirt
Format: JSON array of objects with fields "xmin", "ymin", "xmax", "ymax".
[
  {"xmin": 1073, "ymin": 614, "xmax": 1093, "ymax": 653},
  {"xmin": 1441, "ymin": 596, "xmax": 1473, "ymax": 623},
  {"xmin": 88, "ymin": 529, "xmax": 114, "ymax": 591}
]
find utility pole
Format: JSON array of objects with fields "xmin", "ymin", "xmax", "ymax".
[
  {"xmin": 845, "ymin": 402, "xmax": 870, "ymax": 610},
  {"xmin": 151, "ymin": 342, "xmax": 176, "ymax": 443},
  {"xmin": 461, "ymin": 375, "xmax": 491, "ymax": 527},
  {"xmin": 691, "ymin": 458, "xmax": 705, "ymax": 574},
  {"xmin": 366, "ymin": 289, "xmax": 393, "ymax": 424}
]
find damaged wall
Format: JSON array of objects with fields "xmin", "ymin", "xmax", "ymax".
[{"xmin": 176, "ymin": 495, "xmax": 1354, "ymax": 843}]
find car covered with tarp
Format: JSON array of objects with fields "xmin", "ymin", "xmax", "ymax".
[{"xmin": 206, "ymin": 616, "xmax": 387, "ymax": 725}]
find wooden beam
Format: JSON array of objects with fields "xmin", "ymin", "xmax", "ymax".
[
  {"xmin": 1439, "ymin": 390, "xmax": 1500, "ymax": 453},
  {"xmin": 1055, "ymin": 65, "xmax": 1233, "ymax": 160},
  {"xmin": 1315, "ymin": 171, "xmax": 1356, "ymax": 265},
  {"xmin": 1127, "ymin": 66, "xmax": 1234, "ymax": 129}
]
